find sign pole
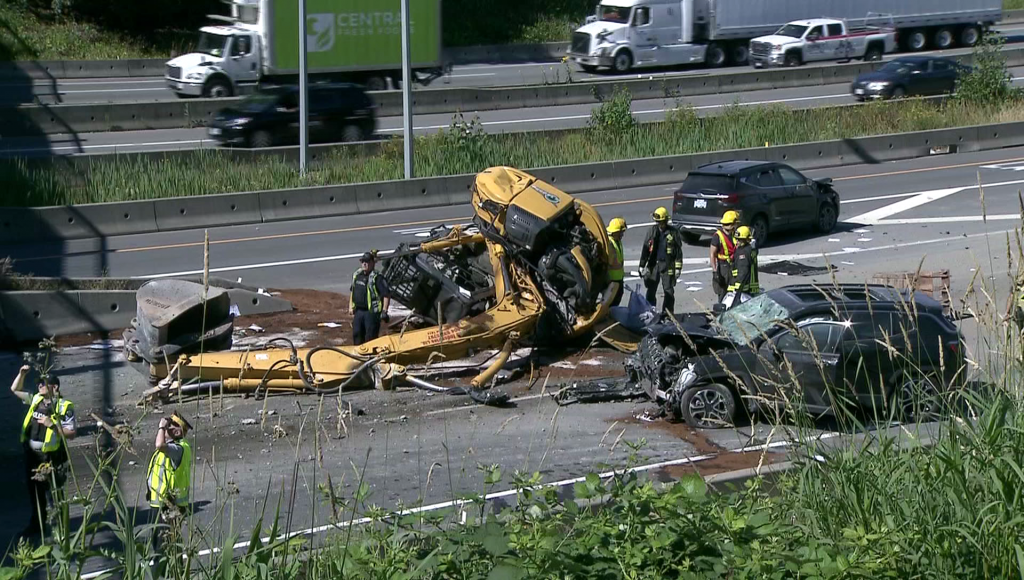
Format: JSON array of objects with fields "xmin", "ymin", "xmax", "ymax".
[
  {"xmin": 401, "ymin": 0, "xmax": 414, "ymax": 179},
  {"xmin": 298, "ymin": 0, "xmax": 309, "ymax": 176}
]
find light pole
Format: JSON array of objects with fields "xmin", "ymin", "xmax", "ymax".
[
  {"xmin": 401, "ymin": 0, "xmax": 414, "ymax": 179},
  {"xmin": 298, "ymin": 0, "xmax": 309, "ymax": 175}
]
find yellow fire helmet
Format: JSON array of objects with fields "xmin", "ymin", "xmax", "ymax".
[
  {"xmin": 606, "ymin": 217, "xmax": 627, "ymax": 234},
  {"xmin": 721, "ymin": 210, "xmax": 740, "ymax": 225},
  {"xmin": 735, "ymin": 225, "xmax": 753, "ymax": 241},
  {"xmin": 652, "ymin": 207, "xmax": 670, "ymax": 221}
]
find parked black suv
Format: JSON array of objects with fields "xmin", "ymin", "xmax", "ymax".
[
  {"xmin": 671, "ymin": 160, "xmax": 840, "ymax": 246},
  {"xmin": 627, "ymin": 284, "xmax": 965, "ymax": 428},
  {"xmin": 207, "ymin": 83, "xmax": 377, "ymax": 148}
]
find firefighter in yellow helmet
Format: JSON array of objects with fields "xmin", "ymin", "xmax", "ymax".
[
  {"xmin": 606, "ymin": 217, "xmax": 627, "ymax": 306},
  {"xmin": 147, "ymin": 411, "xmax": 193, "ymax": 563},
  {"xmin": 639, "ymin": 207, "xmax": 683, "ymax": 314},
  {"xmin": 727, "ymin": 225, "xmax": 760, "ymax": 307},
  {"xmin": 711, "ymin": 210, "xmax": 740, "ymax": 301}
]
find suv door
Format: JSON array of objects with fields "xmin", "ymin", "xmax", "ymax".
[
  {"xmin": 763, "ymin": 320, "xmax": 845, "ymax": 410},
  {"xmin": 839, "ymin": 310, "xmax": 903, "ymax": 408},
  {"xmin": 777, "ymin": 165, "xmax": 817, "ymax": 228},
  {"xmin": 739, "ymin": 168, "xmax": 787, "ymax": 230}
]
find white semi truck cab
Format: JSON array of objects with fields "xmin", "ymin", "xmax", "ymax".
[
  {"xmin": 166, "ymin": 24, "xmax": 262, "ymax": 98},
  {"xmin": 165, "ymin": 0, "xmax": 444, "ymax": 98}
]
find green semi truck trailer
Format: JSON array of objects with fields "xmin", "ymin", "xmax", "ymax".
[{"xmin": 165, "ymin": 0, "xmax": 443, "ymax": 98}]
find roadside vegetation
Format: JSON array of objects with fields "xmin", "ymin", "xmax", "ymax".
[{"xmin": 7, "ymin": 95, "xmax": 1024, "ymax": 207}]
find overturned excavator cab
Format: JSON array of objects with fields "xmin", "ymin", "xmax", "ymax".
[{"xmin": 131, "ymin": 167, "xmax": 621, "ymax": 403}]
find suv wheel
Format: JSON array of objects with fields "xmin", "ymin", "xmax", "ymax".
[
  {"xmin": 341, "ymin": 125, "xmax": 365, "ymax": 143},
  {"xmin": 679, "ymin": 383, "xmax": 736, "ymax": 428},
  {"xmin": 248, "ymin": 130, "xmax": 272, "ymax": 148},
  {"xmin": 897, "ymin": 373, "xmax": 943, "ymax": 423},
  {"xmin": 681, "ymin": 232, "xmax": 702, "ymax": 246},
  {"xmin": 815, "ymin": 203, "xmax": 838, "ymax": 233},
  {"xmin": 750, "ymin": 215, "xmax": 769, "ymax": 247}
]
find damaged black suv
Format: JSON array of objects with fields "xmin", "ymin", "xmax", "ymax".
[{"xmin": 626, "ymin": 284, "xmax": 965, "ymax": 428}]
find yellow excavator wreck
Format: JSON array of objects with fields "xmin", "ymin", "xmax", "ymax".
[{"xmin": 127, "ymin": 167, "xmax": 629, "ymax": 405}]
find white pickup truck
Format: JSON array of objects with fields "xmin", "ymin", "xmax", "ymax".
[{"xmin": 750, "ymin": 17, "xmax": 897, "ymax": 68}]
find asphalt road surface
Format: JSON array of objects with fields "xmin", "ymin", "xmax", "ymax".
[
  {"xmin": 3, "ymin": 26, "xmax": 1024, "ymax": 107},
  {"xmin": 5, "ymin": 70, "xmax": 1024, "ymax": 158},
  {"xmin": 3, "ymin": 147, "xmax": 1023, "ymax": 570}
]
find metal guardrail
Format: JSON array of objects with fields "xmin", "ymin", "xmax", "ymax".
[{"xmin": 1, "ymin": 120, "xmax": 1020, "ymax": 245}]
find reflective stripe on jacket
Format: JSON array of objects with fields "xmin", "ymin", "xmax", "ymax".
[
  {"xmin": 351, "ymin": 271, "xmax": 382, "ymax": 313},
  {"xmin": 147, "ymin": 439, "xmax": 193, "ymax": 508},
  {"xmin": 728, "ymin": 246, "xmax": 760, "ymax": 293},
  {"xmin": 714, "ymin": 229, "xmax": 736, "ymax": 262},
  {"xmin": 21, "ymin": 394, "xmax": 72, "ymax": 454}
]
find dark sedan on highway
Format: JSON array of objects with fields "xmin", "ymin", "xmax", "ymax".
[
  {"xmin": 207, "ymin": 83, "xmax": 377, "ymax": 148},
  {"xmin": 670, "ymin": 160, "xmax": 840, "ymax": 247},
  {"xmin": 851, "ymin": 56, "xmax": 968, "ymax": 101}
]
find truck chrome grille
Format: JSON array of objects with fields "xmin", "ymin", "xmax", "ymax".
[
  {"xmin": 166, "ymin": 65, "xmax": 182, "ymax": 79},
  {"xmin": 571, "ymin": 32, "xmax": 591, "ymax": 54},
  {"xmin": 750, "ymin": 41, "xmax": 772, "ymax": 57}
]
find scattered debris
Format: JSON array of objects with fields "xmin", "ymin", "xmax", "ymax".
[
  {"xmin": 759, "ymin": 260, "xmax": 835, "ymax": 277},
  {"xmin": 272, "ymin": 425, "xmax": 287, "ymax": 440},
  {"xmin": 841, "ymin": 261, "xmax": 855, "ymax": 266},
  {"xmin": 247, "ymin": 324, "xmax": 265, "ymax": 333},
  {"xmin": 828, "ymin": 238, "xmax": 841, "ymax": 242},
  {"xmin": 318, "ymin": 322, "xmax": 344, "ymax": 328},
  {"xmin": 554, "ymin": 379, "xmax": 648, "ymax": 405},
  {"xmin": 241, "ymin": 418, "xmax": 258, "ymax": 426},
  {"xmin": 853, "ymin": 229, "xmax": 871, "ymax": 234},
  {"xmin": 857, "ymin": 237, "xmax": 873, "ymax": 242}
]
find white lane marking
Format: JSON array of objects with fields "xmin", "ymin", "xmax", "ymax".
[
  {"xmin": 843, "ymin": 191, "xmax": 921, "ymax": 204},
  {"xmin": 378, "ymin": 93, "xmax": 851, "ymax": 133},
  {"xmin": 849, "ymin": 177, "xmax": 1024, "ymax": 224},
  {"xmin": 2, "ymin": 139, "xmax": 209, "ymax": 155},
  {"xmin": 872, "ymin": 214, "xmax": 1023, "ymax": 225}
]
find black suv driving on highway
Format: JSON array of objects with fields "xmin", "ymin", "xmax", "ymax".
[
  {"xmin": 627, "ymin": 284, "xmax": 965, "ymax": 428},
  {"xmin": 207, "ymin": 83, "xmax": 377, "ymax": 148},
  {"xmin": 671, "ymin": 160, "xmax": 840, "ymax": 246}
]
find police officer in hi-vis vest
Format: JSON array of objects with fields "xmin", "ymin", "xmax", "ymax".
[
  {"xmin": 146, "ymin": 411, "xmax": 193, "ymax": 563},
  {"xmin": 639, "ymin": 207, "xmax": 683, "ymax": 314},
  {"xmin": 11, "ymin": 365, "xmax": 76, "ymax": 539},
  {"xmin": 349, "ymin": 251, "xmax": 391, "ymax": 345}
]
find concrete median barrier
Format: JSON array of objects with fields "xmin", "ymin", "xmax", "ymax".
[
  {"xmin": 153, "ymin": 191, "xmax": 263, "ymax": 231},
  {"xmin": 9, "ymin": 120, "xmax": 1024, "ymax": 241},
  {"xmin": 258, "ymin": 184, "xmax": 359, "ymax": 222}
]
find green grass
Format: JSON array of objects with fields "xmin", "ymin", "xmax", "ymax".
[
  {"xmin": 442, "ymin": 0, "xmax": 590, "ymax": 46},
  {"xmin": 6, "ymin": 98, "xmax": 1024, "ymax": 207},
  {"xmin": 1007, "ymin": 0, "xmax": 1024, "ymax": 9},
  {"xmin": 0, "ymin": 3, "xmax": 191, "ymax": 61}
]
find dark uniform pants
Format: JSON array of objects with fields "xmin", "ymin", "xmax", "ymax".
[
  {"xmin": 353, "ymin": 309, "xmax": 382, "ymax": 345},
  {"xmin": 23, "ymin": 444, "xmax": 66, "ymax": 537},
  {"xmin": 713, "ymin": 261, "xmax": 732, "ymax": 301},
  {"xmin": 644, "ymin": 264, "xmax": 677, "ymax": 315}
]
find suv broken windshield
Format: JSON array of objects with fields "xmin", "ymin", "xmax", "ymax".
[{"xmin": 715, "ymin": 293, "xmax": 792, "ymax": 343}]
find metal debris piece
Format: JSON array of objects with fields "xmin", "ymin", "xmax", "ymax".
[
  {"xmin": 241, "ymin": 418, "xmax": 257, "ymax": 425},
  {"xmin": 553, "ymin": 379, "xmax": 648, "ymax": 406}
]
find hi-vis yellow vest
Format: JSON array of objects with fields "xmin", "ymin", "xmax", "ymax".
[
  {"xmin": 608, "ymin": 238, "xmax": 624, "ymax": 281},
  {"xmin": 21, "ymin": 394, "xmax": 73, "ymax": 454},
  {"xmin": 147, "ymin": 439, "xmax": 193, "ymax": 508}
]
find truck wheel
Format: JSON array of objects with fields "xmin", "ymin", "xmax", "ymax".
[
  {"xmin": 903, "ymin": 29, "xmax": 927, "ymax": 52},
  {"xmin": 705, "ymin": 43, "xmax": 727, "ymax": 68},
  {"xmin": 612, "ymin": 50, "xmax": 633, "ymax": 73},
  {"xmin": 340, "ymin": 125, "xmax": 365, "ymax": 143},
  {"xmin": 933, "ymin": 27, "xmax": 954, "ymax": 50},
  {"xmin": 863, "ymin": 45, "xmax": 883, "ymax": 62},
  {"xmin": 729, "ymin": 43, "xmax": 749, "ymax": 66},
  {"xmin": 783, "ymin": 51, "xmax": 802, "ymax": 67},
  {"xmin": 204, "ymin": 78, "xmax": 233, "ymax": 98},
  {"xmin": 248, "ymin": 130, "xmax": 272, "ymax": 148},
  {"xmin": 959, "ymin": 25, "xmax": 981, "ymax": 47},
  {"xmin": 365, "ymin": 76, "xmax": 388, "ymax": 91}
]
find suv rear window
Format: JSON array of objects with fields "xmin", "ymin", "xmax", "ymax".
[{"xmin": 679, "ymin": 174, "xmax": 735, "ymax": 194}]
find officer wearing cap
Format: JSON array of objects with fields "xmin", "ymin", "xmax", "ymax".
[
  {"xmin": 349, "ymin": 251, "xmax": 391, "ymax": 345},
  {"xmin": 606, "ymin": 217, "xmax": 627, "ymax": 307},
  {"xmin": 147, "ymin": 411, "xmax": 193, "ymax": 557},
  {"xmin": 11, "ymin": 365, "xmax": 76, "ymax": 538},
  {"xmin": 639, "ymin": 207, "xmax": 683, "ymax": 314}
]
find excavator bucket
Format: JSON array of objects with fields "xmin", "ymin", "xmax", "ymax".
[{"xmin": 123, "ymin": 279, "xmax": 234, "ymax": 368}]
